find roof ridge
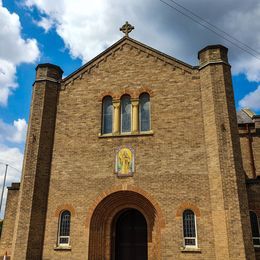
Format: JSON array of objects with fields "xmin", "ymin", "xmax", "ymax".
[{"xmin": 241, "ymin": 108, "xmax": 256, "ymax": 118}]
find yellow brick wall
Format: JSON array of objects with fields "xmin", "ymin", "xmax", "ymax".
[
  {"xmin": 42, "ymin": 43, "xmax": 217, "ymax": 259},
  {"xmin": 0, "ymin": 184, "xmax": 19, "ymax": 257},
  {"xmin": 2, "ymin": 39, "xmax": 258, "ymax": 259}
]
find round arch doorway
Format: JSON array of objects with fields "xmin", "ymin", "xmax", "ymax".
[
  {"xmin": 87, "ymin": 190, "xmax": 165, "ymax": 259},
  {"xmin": 113, "ymin": 209, "xmax": 148, "ymax": 260}
]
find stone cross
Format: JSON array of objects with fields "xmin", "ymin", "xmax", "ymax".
[{"xmin": 120, "ymin": 21, "xmax": 134, "ymax": 37}]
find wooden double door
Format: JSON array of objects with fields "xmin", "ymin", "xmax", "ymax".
[{"xmin": 114, "ymin": 209, "xmax": 148, "ymax": 260}]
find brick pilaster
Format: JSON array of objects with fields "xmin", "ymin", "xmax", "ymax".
[
  {"xmin": 199, "ymin": 45, "xmax": 255, "ymax": 259},
  {"xmin": 11, "ymin": 64, "xmax": 63, "ymax": 259}
]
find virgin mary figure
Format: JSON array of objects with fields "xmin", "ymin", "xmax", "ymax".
[{"xmin": 118, "ymin": 148, "xmax": 132, "ymax": 174}]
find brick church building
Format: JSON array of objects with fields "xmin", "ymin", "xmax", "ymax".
[{"xmin": 0, "ymin": 23, "xmax": 259, "ymax": 259}]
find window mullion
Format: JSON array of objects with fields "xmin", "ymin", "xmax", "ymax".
[
  {"xmin": 112, "ymin": 100, "xmax": 120, "ymax": 135},
  {"xmin": 131, "ymin": 98, "xmax": 139, "ymax": 133}
]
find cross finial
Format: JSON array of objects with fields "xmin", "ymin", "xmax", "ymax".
[{"xmin": 120, "ymin": 21, "xmax": 134, "ymax": 37}]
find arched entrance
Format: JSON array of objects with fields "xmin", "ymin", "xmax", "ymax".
[
  {"xmin": 113, "ymin": 209, "xmax": 147, "ymax": 260},
  {"xmin": 87, "ymin": 189, "xmax": 164, "ymax": 259}
]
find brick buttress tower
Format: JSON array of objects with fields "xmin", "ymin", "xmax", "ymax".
[
  {"xmin": 11, "ymin": 64, "xmax": 63, "ymax": 259},
  {"xmin": 199, "ymin": 45, "xmax": 255, "ymax": 259}
]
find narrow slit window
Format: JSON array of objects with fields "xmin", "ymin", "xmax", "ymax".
[
  {"xmin": 183, "ymin": 209, "xmax": 197, "ymax": 247},
  {"xmin": 250, "ymin": 211, "xmax": 260, "ymax": 247},
  {"xmin": 121, "ymin": 95, "xmax": 131, "ymax": 133},
  {"xmin": 139, "ymin": 93, "xmax": 150, "ymax": 132},
  {"xmin": 58, "ymin": 210, "xmax": 71, "ymax": 246},
  {"xmin": 102, "ymin": 96, "xmax": 113, "ymax": 134}
]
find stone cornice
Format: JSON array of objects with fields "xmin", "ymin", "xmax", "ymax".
[
  {"xmin": 33, "ymin": 78, "xmax": 61, "ymax": 86},
  {"xmin": 199, "ymin": 60, "xmax": 231, "ymax": 70}
]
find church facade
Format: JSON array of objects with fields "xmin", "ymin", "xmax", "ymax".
[{"xmin": 0, "ymin": 24, "xmax": 260, "ymax": 259}]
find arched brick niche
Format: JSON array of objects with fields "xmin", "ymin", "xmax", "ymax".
[{"xmin": 87, "ymin": 189, "xmax": 164, "ymax": 259}]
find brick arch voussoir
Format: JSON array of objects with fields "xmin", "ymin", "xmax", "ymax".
[
  {"xmin": 98, "ymin": 92, "xmax": 117, "ymax": 102},
  {"xmin": 54, "ymin": 204, "xmax": 76, "ymax": 217},
  {"xmin": 249, "ymin": 209, "xmax": 260, "ymax": 217},
  {"xmin": 176, "ymin": 202, "xmax": 201, "ymax": 217},
  {"xmin": 119, "ymin": 88, "xmax": 134, "ymax": 99},
  {"xmin": 85, "ymin": 185, "xmax": 165, "ymax": 228},
  {"xmin": 138, "ymin": 86, "xmax": 154, "ymax": 97},
  {"xmin": 98, "ymin": 87, "xmax": 154, "ymax": 101}
]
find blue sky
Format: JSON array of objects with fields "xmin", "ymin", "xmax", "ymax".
[{"xmin": 0, "ymin": 0, "xmax": 259, "ymax": 216}]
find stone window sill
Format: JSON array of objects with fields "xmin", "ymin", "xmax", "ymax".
[
  {"xmin": 54, "ymin": 245, "xmax": 71, "ymax": 251},
  {"xmin": 180, "ymin": 247, "xmax": 201, "ymax": 253},
  {"xmin": 99, "ymin": 130, "xmax": 154, "ymax": 138}
]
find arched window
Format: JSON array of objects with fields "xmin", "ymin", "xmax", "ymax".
[
  {"xmin": 183, "ymin": 209, "xmax": 197, "ymax": 247},
  {"xmin": 102, "ymin": 96, "xmax": 113, "ymax": 134},
  {"xmin": 250, "ymin": 211, "xmax": 260, "ymax": 246},
  {"xmin": 139, "ymin": 93, "xmax": 151, "ymax": 132},
  {"xmin": 58, "ymin": 210, "xmax": 71, "ymax": 246},
  {"xmin": 121, "ymin": 95, "xmax": 131, "ymax": 133}
]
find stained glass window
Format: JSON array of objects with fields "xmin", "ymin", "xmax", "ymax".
[
  {"xmin": 102, "ymin": 96, "xmax": 113, "ymax": 134},
  {"xmin": 59, "ymin": 211, "xmax": 71, "ymax": 245},
  {"xmin": 139, "ymin": 93, "xmax": 150, "ymax": 132},
  {"xmin": 183, "ymin": 209, "xmax": 197, "ymax": 247},
  {"xmin": 121, "ymin": 95, "xmax": 131, "ymax": 133},
  {"xmin": 250, "ymin": 211, "xmax": 260, "ymax": 246}
]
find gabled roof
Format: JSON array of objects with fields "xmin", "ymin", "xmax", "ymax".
[
  {"xmin": 237, "ymin": 109, "xmax": 255, "ymax": 124},
  {"xmin": 62, "ymin": 36, "xmax": 196, "ymax": 85}
]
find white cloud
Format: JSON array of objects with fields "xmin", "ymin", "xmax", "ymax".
[
  {"xmin": 239, "ymin": 86, "xmax": 260, "ymax": 111},
  {"xmin": 0, "ymin": 145, "xmax": 23, "ymax": 171},
  {"xmin": 0, "ymin": 59, "xmax": 17, "ymax": 106},
  {"xmin": 221, "ymin": 3, "xmax": 260, "ymax": 82},
  {"xmin": 35, "ymin": 17, "xmax": 54, "ymax": 33},
  {"xmin": 24, "ymin": 0, "xmax": 260, "ymax": 83},
  {"xmin": 10, "ymin": 119, "xmax": 27, "ymax": 143},
  {"xmin": 0, "ymin": 145, "xmax": 23, "ymax": 218},
  {"xmin": 25, "ymin": 0, "xmax": 146, "ymax": 62},
  {"xmin": 0, "ymin": 1, "xmax": 29, "ymax": 210},
  {"xmin": 0, "ymin": 118, "xmax": 27, "ymax": 144},
  {"xmin": 0, "ymin": 6, "xmax": 39, "ymax": 64},
  {"xmin": 0, "ymin": 2, "xmax": 40, "ymax": 106},
  {"xmin": 0, "ymin": 117, "xmax": 26, "ymax": 218},
  {"xmin": 25, "ymin": 0, "xmax": 63, "ymax": 16},
  {"xmin": 232, "ymin": 57, "xmax": 260, "ymax": 82}
]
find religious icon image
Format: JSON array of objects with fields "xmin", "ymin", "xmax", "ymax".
[{"xmin": 115, "ymin": 146, "xmax": 134, "ymax": 176}]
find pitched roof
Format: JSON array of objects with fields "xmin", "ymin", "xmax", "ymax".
[
  {"xmin": 237, "ymin": 109, "xmax": 255, "ymax": 124},
  {"xmin": 62, "ymin": 36, "xmax": 196, "ymax": 84}
]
